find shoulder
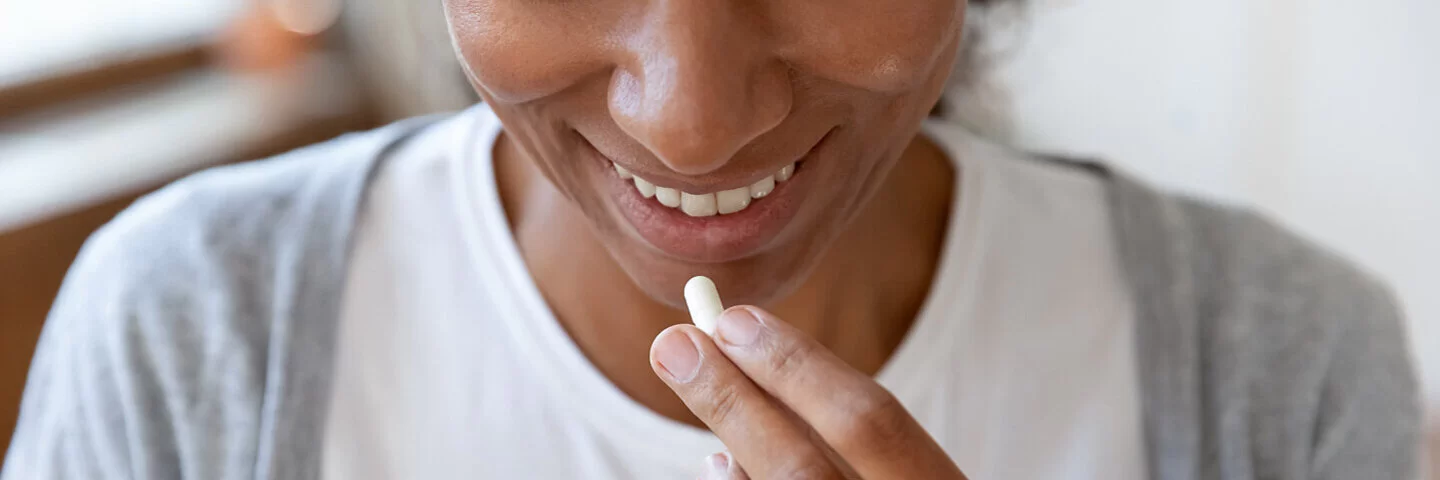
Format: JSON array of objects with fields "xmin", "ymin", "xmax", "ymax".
[
  {"xmin": 1113, "ymin": 176, "xmax": 1420, "ymax": 476},
  {"xmin": 1168, "ymin": 195, "xmax": 1402, "ymax": 350},
  {"xmin": 93, "ymin": 114, "xmax": 446, "ymax": 292},
  {"xmin": 65, "ymin": 117, "xmax": 440, "ymax": 335},
  {"xmin": 1177, "ymin": 196, "xmax": 1416, "ymax": 404},
  {"xmin": 4, "ymin": 115, "xmax": 447, "ymax": 478},
  {"xmin": 1105, "ymin": 171, "xmax": 1405, "ymax": 348}
]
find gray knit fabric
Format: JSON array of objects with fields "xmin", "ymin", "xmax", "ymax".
[{"xmin": 3, "ymin": 115, "xmax": 1420, "ymax": 479}]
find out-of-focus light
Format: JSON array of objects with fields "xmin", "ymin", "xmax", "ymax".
[{"xmin": 267, "ymin": 0, "xmax": 341, "ymax": 36}]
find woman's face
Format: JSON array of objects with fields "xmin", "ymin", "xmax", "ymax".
[{"xmin": 444, "ymin": 0, "xmax": 965, "ymax": 307}]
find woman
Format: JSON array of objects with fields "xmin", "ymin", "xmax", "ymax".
[{"xmin": 3, "ymin": 0, "xmax": 1420, "ymax": 478}]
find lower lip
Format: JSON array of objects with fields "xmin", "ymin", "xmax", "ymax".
[{"xmin": 597, "ymin": 140, "xmax": 826, "ymax": 264}]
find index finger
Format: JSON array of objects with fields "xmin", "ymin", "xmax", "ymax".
[
  {"xmin": 710, "ymin": 306, "xmax": 966, "ymax": 480},
  {"xmin": 649, "ymin": 325, "xmax": 845, "ymax": 480}
]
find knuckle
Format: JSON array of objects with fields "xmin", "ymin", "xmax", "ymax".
[
  {"xmin": 831, "ymin": 388, "xmax": 911, "ymax": 453},
  {"xmin": 763, "ymin": 336, "xmax": 814, "ymax": 380},
  {"xmin": 774, "ymin": 455, "xmax": 841, "ymax": 480},
  {"xmin": 699, "ymin": 382, "xmax": 745, "ymax": 427}
]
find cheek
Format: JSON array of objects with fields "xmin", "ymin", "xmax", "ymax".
[
  {"xmin": 488, "ymin": 101, "xmax": 626, "ymax": 241},
  {"xmin": 777, "ymin": 0, "xmax": 963, "ymax": 93},
  {"xmin": 443, "ymin": 0, "xmax": 615, "ymax": 104},
  {"xmin": 491, "ymin": 104, "xmax": 589, "ymax": 199}
]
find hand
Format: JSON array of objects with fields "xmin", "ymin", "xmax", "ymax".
[{"xmin": 649, "ymin": 305, "xmax": 968, "ymax": 480}]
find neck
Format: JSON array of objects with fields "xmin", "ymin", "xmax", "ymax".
[{"xmin": 494, "ymin": 130, "xmax": 954, "ymax": 427}]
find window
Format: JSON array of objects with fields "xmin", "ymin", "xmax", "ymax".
[{"xmin": 0, "ymin": 0, "xmax": 241, "ymax": 87}]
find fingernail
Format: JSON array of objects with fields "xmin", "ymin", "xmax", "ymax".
[
  {"xmin": 654, "ymin": 330, "xmax": 700, "ymax": 382},
  {"xmin": 706, "ymin": 452, "xmax": 730, "ymax": 476},
  {"xmin": 717, "ymin": 308, "xmax": 761, "ymax": 347}
]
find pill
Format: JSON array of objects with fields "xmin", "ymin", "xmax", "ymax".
[{"xmin": 684, "ymin": 276, "xmax": 724, "ymax": 335}]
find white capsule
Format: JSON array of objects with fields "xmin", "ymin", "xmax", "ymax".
[{"xmin": 684, "ymin": 276, "xmax": 725, "ymax": 335}]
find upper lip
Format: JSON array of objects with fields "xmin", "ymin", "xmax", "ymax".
[
  {"xmin": 627, "ymin": 168, "xmax": 783, "ymax": 193},
  {"xmin": 586, "ymin": 129, "xmax": 829, "ymax": 193}
]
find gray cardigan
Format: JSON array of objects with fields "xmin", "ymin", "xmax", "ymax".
[{"xmin": 3, "ymin": 116, "xmax": 1421, "ymax": 479}]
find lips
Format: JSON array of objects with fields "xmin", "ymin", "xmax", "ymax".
[
  {"xmin": 613, "ymin": 161, "xmax": 795, "ymax": 217},
  {"xmin": 590, "ymin": 131, "xmax": 828, "ymax": 263}
]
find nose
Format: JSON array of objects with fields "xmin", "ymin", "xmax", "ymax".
[{"xmin": 609, "ymin": 1, "xmax": 792, "ymax": 176}]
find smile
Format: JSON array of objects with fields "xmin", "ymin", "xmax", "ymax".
[
  {"xmin": 591, "ymin": 128, "xmax": 831, "ymax": 262},
  {"xmin": 610, "ymin": 161, "xmax": 797, "ymax": 217}
]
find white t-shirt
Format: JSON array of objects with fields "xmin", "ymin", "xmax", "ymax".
[{"xmin": 323, "ymin": 106, "xmax": 1145, "ymax": 479}]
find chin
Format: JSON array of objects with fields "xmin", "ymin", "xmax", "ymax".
[{"xmin": 607, "ymin": 236, "xmax": 825, "ymax": 310}]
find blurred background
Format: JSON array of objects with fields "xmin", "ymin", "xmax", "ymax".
[{"xmin": 0, "ymin": 0, "xmax": 1435, "ymax": 473}]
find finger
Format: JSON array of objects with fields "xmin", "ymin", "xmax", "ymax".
[
  {"xmin": 701, "ymin": 452, "xmax": 750, "ymax": 480},
  {"xmin": 712, "ymin": 306, "xmax": 966, "ymax": 480},
  {"xmin": 650, "ymin": 325, "xmax": 843, "ymax": 480},
  {"xmin": 700, "ymin": 452, "xmax": 726, "ymax": 480}
]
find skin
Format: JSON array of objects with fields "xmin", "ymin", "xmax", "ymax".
[
  {"xmin": 659, "ymin": 307, "xmax": 969, "ymax": 479},
  {"xmin": 444, "ymin": 0, "xmax": 970, "ymax": 475}
]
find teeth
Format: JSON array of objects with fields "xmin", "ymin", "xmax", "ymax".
[
  {"xmin": 749, "ymin": 176, "xmax": 774, "ymax": 199},
  {"xmin": 634, "ymin": 176, "xmax": 656, "ymax": 198},
  {"xmin": 776, "ymin": 163, "xmax": 794, "ymax": 182},
  {"xmin": 681, "ymin": 192, "xmax": 718, "ymax": 217},
  {"xmin": 716, "ymin": 187, "xmax": 751, "ymax": 214},
  {"xmin": 613, "ymin": 161, "xmax": 797, "ymax": 216},
  {"xmin": 655, "ymin": 187, "xmax": 681, "ymax": 207}
]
